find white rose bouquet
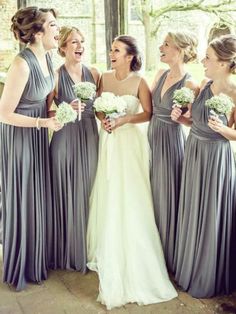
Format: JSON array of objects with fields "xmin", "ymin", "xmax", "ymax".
[
  {"xmin": 93, "ymin": 92, "xmax": 127, "ymax": 133},
  {"xmin": 93, "ymin": 92, "xmax": 127, "ymax": 119},
  {"xmin": 173, "ymin": 87, "xmax": 195, "ymax": 114},
  {"xmin": 205, "ymin": 93, "xmax": 234, "ymax": 118},
  {"xmin": 55, "ymin": 101, "xmax": 77, "ymax": 124}
]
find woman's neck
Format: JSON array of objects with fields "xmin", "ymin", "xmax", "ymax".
[
  {"xmin": 65, "ymin": 60, "xmax": 82, "ymax": 73},
  {"xmin": 28, "ymin": 43, "xmax": 46, "ymax": 58},
  {"xmin": 114, "ymin": 68, "xmax": 131, "ymax": 81},
  {"xmin": 211, "ymin": 75, "xmax": 234, "ymax": 95},
  {"xmin": 64, "ymin": 61, "xmax": 83, "ymax": 82},
  {"xmin": 167, "ymin": 63, "xmax": 186, "ymax": 79}
]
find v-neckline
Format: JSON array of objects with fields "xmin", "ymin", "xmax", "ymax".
[
  {"xmin": 159, "ymin": 71, "xmax": 186, "ymax": 102},
  {"xmin": 63, "ymin": 64, "xmax": 84, "ymax": 85},
  {"xmin": 26, "ymin": 48, "xmax": 51, "ymax": 79}
]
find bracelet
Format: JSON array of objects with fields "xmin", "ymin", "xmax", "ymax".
[{"xmin": 36, "ymin": 117, "xmax": 41, "ymax": 130}]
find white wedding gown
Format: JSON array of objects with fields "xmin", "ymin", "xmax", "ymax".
[{"xmin": 87, "ymin": 71, "xmax": 177, "ymax": 310}]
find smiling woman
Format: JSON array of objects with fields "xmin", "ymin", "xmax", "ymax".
[
  {"xmin": 47, "ymin": 26, "xmax": 100, "ymax": 273},
  {"xmin": 87, "ymin": 35, "xmax": 177, "ymax": 310},
  {"xmin": 0, "ymin": 6, "xmax": 62, "ymax": 291},
  {"xmin": 147, "ymin": 31, "xmax": 199, "ymax": 273},
  {"xmin": 173, "ymin": 34, "xmax": 236, "ymax": 298}
]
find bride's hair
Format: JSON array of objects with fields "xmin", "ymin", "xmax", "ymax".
[
  {"xmin": 11, "ymin": 6, "xmax": 57, "ymax": 44},
  {"xmin": 114, "ymin": 35, "xmax": 142, "ymax": 71},
  {"xmin": 209, "ymin": 34, "xmax": 236, "ymax": 74}
]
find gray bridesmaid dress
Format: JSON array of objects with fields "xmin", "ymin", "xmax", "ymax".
[
  {"xmin": 174, "ymin": 81, "xmax": 236, "ymax": 297},
  {"xmin": 148, "ymin": 70, "xmax": 190, "ymax": 272},
  {"xmin": 50, "ymin": 64, "xmax": 98, "ymax": 272},
  {"xmin": 0, "ymin": 48, "xmax": 54, "ymax": 290}
]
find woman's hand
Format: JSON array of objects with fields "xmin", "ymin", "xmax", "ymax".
[
  {"xmin": 47, "ymin": 110, "xmax": 56, "ymax": 118},
  {"xmin": 42, "ymin": 117, "xmax": 64, "ymax": 132},
  {"xmin": 171, "ymin": 106, "xmax": 182, "ymax": 121},
  {"xmin": 70, "ymin": 99, "xmax": 86, "ymax": 112},
  {"xmin": 101, "ymin": 117, "xmax": 111, "ymax": 133},
  {"xmin": 110, "ymin": 116, "xmax": 127, "ymax": 131},
  {"xmin": 208, "ymin": 116, "xmax": 224, "ymax": 132}
]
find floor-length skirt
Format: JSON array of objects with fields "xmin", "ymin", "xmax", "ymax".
[
  {"xmin": 174, "ymin": 134, "xmax": 236, "ymax": 297},
  {"xmin": 87, "ymin": 125, "xmax": 177, "ymax": 309},
  {"xmin": 50, "ymin": 117, "xmax": 98, "ymax": 272},
  {"xmin": 148, "ymin": 117, "xmax": 185, "ymax": 272},
  {"xmin": 0, "ymin": 106, "xmax": 52, "ymax": 291}
]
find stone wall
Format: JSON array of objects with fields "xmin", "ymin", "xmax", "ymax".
[{"xmin": 0, "ymin": 0, "xmax": 18, "ymax": 71}]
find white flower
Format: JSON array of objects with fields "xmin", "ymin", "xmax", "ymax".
[
  {"xmin": 55, "ymin": 101, "xmax": 77, "ymax": 124},
  {"xmin": 73, "ymin": 82, "xmax": 96, "ymax": 101},
  {"xmin": 93, "ymin": 92, "xmax": 127, "ymax": 115},
  {"xmin": 205, "ymin": 93, "xmax": 234, "ymax": 115},
  {"xmin": 173, "ymin": 87, "xmax": 195, "ymax": 107}
]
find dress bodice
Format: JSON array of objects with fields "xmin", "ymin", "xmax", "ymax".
[
  {"xmin": 190, "ymin": 81, "xmax": 228, "ymax": 141},
  {"xmin": 152, "ymin": 70, "xmax": 191, "ymax": 124},
  {"xmin": 55, "ymin": 64, "xmax": 96, "ymax": 117},
  {"xmin": 102, "ymin": 70, "xmax": 142, "ymax": 117},
  {"xmin": 17, "ymin": 48, "xmax": 54, "ymax": 111},
  {"xmin": 120, "ymin": 95, "xmax": 140, "ymax": 115}
]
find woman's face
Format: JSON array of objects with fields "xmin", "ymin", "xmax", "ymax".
[
  {"xmin": 159, "ymin": 35, "xmax": 182, "ymax": 65},
  {"xmin": 62, "ymin": 31, "xmax": 85, "ymax": 62},
  {"xmin": 201, "ymin": 46, "xmax": 226, "ymax": 79},
  {"xmin": 109, "ymin": 40, "xmax": 133, "ymax": 69},
  {"xmin": 40, "ymin": 12, "xmax": 60, "ymax": 50}
]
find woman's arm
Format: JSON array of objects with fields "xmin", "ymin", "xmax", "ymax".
[
  {"xmin": 94, "ymin": 75, "xmax": 106, "ymax": 121},
  {"xmin": 0, "ymin": 56, "xmax": 62, "ymax": 130},
  {"xmin": 208, "ymin": 93, "xmax": 236, "ymax": 140},
  {"xmin": 208, "ymin": 117, "xmax": 236, "ymax": 140},
  {"xmin": 150, "ymin": 69, "xmax": 166, "ymax": 92},
  {"xmin": 47, "ymin": 70, "xmax": 59, "ymax": 118},
  {"xmin": 90, "ymin": 66, "xmax": 101, "ymax": 90}
]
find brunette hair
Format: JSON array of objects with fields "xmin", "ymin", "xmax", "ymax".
[
  {"xmin": 11, "ymin": 6, "xmax": 57, "ymax": 44},
  {"xmin": 114, "ymin": 35, "xmax": 142, "ymax": 71},
  {"xmin": 209, "ymin": 34, "xmax": 236, "ymax": 74},
  {"xmin": 58, "ymin": 26, "xmax": 84, "ymax": 57}
]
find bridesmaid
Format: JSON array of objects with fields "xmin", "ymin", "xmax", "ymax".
[
  {"xmin": 148, "ymin": 31, "xmax": 199, "ymax": 272},
  {"xmin": 171, "ymin": 34, "xmax": 236, "ymax": 297},
  {"xmin": 48, "ymin": 26, "xmax": 100, "ymax": 272},
  {"xmin": 0, "ymin": 7, "xmax": 62, "ymax": 290}
]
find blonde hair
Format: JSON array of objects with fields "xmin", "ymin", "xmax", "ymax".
[
  {"xmin": 58, "ymin": 26, "xmax": 84, "ymax": 57},
  {"xmin": 168, "ymin": 31, "xmax": 198, "ymax": 63},
  {"xmin": 209, "ymin": 34, "xmax": 236, "ymax": 74}
]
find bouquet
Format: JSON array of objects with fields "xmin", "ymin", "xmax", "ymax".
[
  {"xmin": 55, "ymin": 101, "xmax": 77, "ymax": 124},
  {"xmin": 73, "ymin": 81, "xmax": 96, "ymax": 102},
  {"xmin": 73, "ymin": 82, "xmax": 96, "ymax": 120},
  {"xmin": 93, "ymin": 92, "xmax": 127, "ymax": 117},
  {"xmin": 205, "ymin": 93, "xmax": 234, "ymax": 118},
  {"xmin": 93, "ymin": 92, "xmax": 127, "ymax": 132},
  {"xmin": 173, "ymin": 87, "xmax": 195, "ymax": 114}
]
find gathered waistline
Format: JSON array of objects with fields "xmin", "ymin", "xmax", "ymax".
[
  {"xmin": 190, "ymin": 130, "xmax": 228, "ymax": 142},
  {"xmin": 153, "ymin": 114, "xmax": 179, "ymax": 126}
]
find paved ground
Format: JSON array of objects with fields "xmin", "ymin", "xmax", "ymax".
[{"xmin": 0, "ymin": 246, "xmax": 236, "ymax": 314}]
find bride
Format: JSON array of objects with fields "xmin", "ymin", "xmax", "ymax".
[{"xmin": 87, "ymin": 35, "xmax": 177, "ymax": 310}]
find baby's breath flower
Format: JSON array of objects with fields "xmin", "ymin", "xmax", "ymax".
[
  {"xmin": 55, "ymin": 101, "xmax": 77, "ymax": 124},
  {"xmin": 173, "ymin": 87, "xmax": 195, "ymax": 107},
  {"xmin": 205, "ymin": 93, "xmax": 234, "ymax": 115},
  {"xmin": 73, "ymin": 82, "xmax": 96, "ymax": 101}
]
